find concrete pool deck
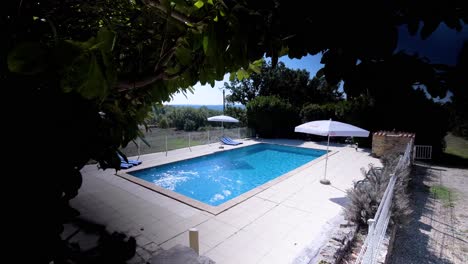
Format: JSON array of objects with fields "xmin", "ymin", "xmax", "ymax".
[{"xmin": 74, "ymin": 139, "xmax": 381, "ymax": 263}]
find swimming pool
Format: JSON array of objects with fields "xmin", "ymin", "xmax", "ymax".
[{"xmin": 128, "ymin": 143, "xmax": 326, "ymax": 208}]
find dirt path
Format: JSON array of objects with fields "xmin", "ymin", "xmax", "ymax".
[{"xmin": 389, "ymin": 163, "xmax": 468, "ymax": 264}]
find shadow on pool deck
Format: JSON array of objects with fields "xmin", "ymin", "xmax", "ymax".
[{"xmin": 329, "ymin": 197, "xmax": 349, "ymax": 208}]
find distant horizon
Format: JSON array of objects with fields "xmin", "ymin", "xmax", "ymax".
[
  {"xmin": 164, "ymin": 103, "xmax": 244, "ymax": 106},
  {"xmin": 163, "ymin": 104, "xmax": 245, "ymax": 111}
]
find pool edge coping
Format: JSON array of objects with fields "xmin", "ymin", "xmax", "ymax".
[{"xmin": 115, "ymin": 143, "xmax": 338, "ymax": 215}]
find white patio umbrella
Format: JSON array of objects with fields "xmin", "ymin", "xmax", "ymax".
[
  {"xmin": 294, "ymin": 119, "xmax": 370, "ymax": 185},
  {"xmin": 207, "ymin": 115, "xmax": 239, "ymax": 123},
  {"xmin": 207, "ymin": 115, "xmax": 239, "ymax": 135}
]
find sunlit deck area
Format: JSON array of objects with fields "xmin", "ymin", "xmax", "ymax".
[{"xmin": 74, "ymin": 139, "xmax": 381, "ymax": 263}]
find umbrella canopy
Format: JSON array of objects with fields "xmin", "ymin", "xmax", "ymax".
[
  {"xmin": 294, "ymin": 119, "xmax": 370, "ymax": 184},
  {"xmin": 294, "ymin": 120, "xmax": 369, "ymax": 137},
  {"xmin": 207, "ymin": 115, "xmax": 239, "ymax": 123},
  {"xmin": 207, "ymin": 115, "xmax": 239, "ymax": 137}
]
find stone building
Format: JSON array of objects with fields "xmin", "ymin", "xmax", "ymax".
[{"xmin": 371, "ymin": 131, "xmax": 415, "ymax": 158}]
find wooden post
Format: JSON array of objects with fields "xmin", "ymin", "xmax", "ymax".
[{"xmin": 189, "ymin": 228, "xmax": 199, "ymax": 255}]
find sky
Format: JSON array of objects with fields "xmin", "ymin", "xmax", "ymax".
[
  {"xmin": 167, "ymin": 24, "xmax": 467, "ymax": 105},
  {"xmin": 396, "ymin": 23, "xmax": 467, "ymax": 65},
  {"xmin": 166, "ymin": 54, "xmax": 323, "ymax": 105}
]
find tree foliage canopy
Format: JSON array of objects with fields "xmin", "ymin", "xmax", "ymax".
[
  {"xmin": 246, "ymin": 95, "xmax": 297, "ymax": 138},
  {"xmin": 224, "ymin": 61, "xmax": 342, "ymax": 106}
]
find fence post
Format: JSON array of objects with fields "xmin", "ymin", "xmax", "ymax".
[
  {"xmin": 165, "ymin": 135, "xmax": 168, "ymax": 156},
  {"xmin": 367, "ymin": 218, "xmax": 376, "ymax": 263},
  {"xmin": 208, "ymin": 129, "xmax": 210, "ymax": 145},
  {"xmin": 189, "ymin": 132, "xmax": 192, "ymax": 152},
  {"xmin": 137, "ymin": 137, "xmax": 141, "ymax": 157},
  {"xmin": 367, "ymin": 218, "xmax": 375, "ymax": 234},
  {"xmin": 189, "ymin": 228, "xmax": 199, "ymax": 255}
]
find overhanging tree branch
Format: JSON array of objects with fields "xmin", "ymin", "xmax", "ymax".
[
  {"xmin": 117, "ymin": 72, "xmax": 166, "ymax": 91},
  {"xmin": 117, "ymin": 64, "xmax": 191, "ymax": 92},
  {"xmin": 143, "ymin": 0, "xmax": 194, "ymax": 25}
]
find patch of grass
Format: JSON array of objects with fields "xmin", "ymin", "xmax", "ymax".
[
  {"xmin": 445, "ymin": 133, "xmax": 468, "ymax": 159},
  {"xmin": 430, "ymin": 185, "xmax": 456, "ymax": 207},
  {"xmin": 167, "ymin": 138, "xmax": 202, "ymax": 150}
]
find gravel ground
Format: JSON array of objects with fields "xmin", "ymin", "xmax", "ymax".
[{"xmin": 389, "ymin": 163, "xmax": 468, "ymax": 264}]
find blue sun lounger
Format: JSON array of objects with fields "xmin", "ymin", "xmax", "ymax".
[
  {"xmin": 120, "ymin": 162, "xmax": 133, "ymax": 169},
  {"xmin": 118, "ymin": 153, "xmax": 142, "ymax": 166},
  {"xmin": 220, "ymin": 136, "xmax": 242, "ymax": 145}
]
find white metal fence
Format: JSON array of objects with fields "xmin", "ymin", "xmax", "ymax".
[
  {"xmin": 355, "ymin": 140, "xmax": 413, "ymax": 264},
  {"xmin": 121, "ymin": 127, "xmax": 254, "ymax": 157},
  {"xmin": 413, "ymin": 145, "xmax": 432, "ymax": 160}
]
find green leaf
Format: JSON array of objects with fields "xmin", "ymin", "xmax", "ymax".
[
  {"xmin": 202, "ymin": 35, "xmax": 209, "ymax": 54},
  {"xmin": 236, "ymin": 68, "xmax": 249, "ymax": 80},
  {"xmin": 194, "ymin": 0, "xmax": 204, "ymax": 9},
  {"xmin": 248, "ymin": 63, "xmax": 261, "ymax": 74},
  {"xmin": 96, "ymin": 28, "xmax": 117, "ymax": 52},
  {"xmin": 199, "ymin": 68, "xmax": 208, "ymax": 84},
  {"xmin": 316, "ymin": 68, "xmax": 325, "ymax": 77},
  {"xmin": 53, "ymin": 40, "xmax": 84, "ymax": 72},
  {"xmin": 229, "ymin": 72, "xmax": 236, "ymax": 82},
  {"xmin": 207, "ymin": 0, "xmax": 214, "ymax": 5},
  {"xmin": 219, "ymin": 10, "xmax": 225, "ymax": 16},
  {"xmin": 214, "ymin": 15, "xmax": 218, "ymax": 22},
  {"xmin": 204, "ymin": 24, "xmax": 217, "ymax": 57},
  {"xmin": 248, "ymin": 59, "xmax": 263, "ymax": 74},
  {"xmin": 175, "ymin": 47, "xmax": 192, "ymax": 65},
  {"xmin": 279, "ymin": 46, "xmax": 289, "ymax": 57},
  {"xmin": 62, "ymin": 52, "xmax": 109, "ymax": 100},
  {"xmin": 160, "ymin": 0, "xmax": 172, "ymax": 10},
  {"xmin": 252, "ymin": 58, "xmax": 264, "ymax": 67},
  {"xmin": 66, "ymin": 38, "xmax": 95, "ymax": 51},
  {"xmin": 7, "ymin": 42, "xmax": 47, "ymax": 74},
  {"xmin": 165, "ymin": 66, "xmax": 180, "ymax": 75}
]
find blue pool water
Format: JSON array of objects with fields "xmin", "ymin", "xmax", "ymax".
[{"xmin": 130, "ymin": 144, "xmax": 326, "ymax": 206}]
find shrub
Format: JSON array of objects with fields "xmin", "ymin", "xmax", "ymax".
[
  {"xmin": 345, "ymin": 154, "xmax": 412, "ymax": 227},
  {"xmin": 183, "ymin": 119, "xmax": 197, "ymax": 131},
  {"xmin": 300, "ymin": 103, "xmax": 339, "ymax": 122},
  {"xmin": 246, "ymin": 95, "xmax": 298, "ymax": 138},
  {"xmin": 158, "ymin": 117, "xmax": 169, "ymax": 128},
  {"xmin": 168, "ymin": 107, "xmax": 211, "ymax": 131}
]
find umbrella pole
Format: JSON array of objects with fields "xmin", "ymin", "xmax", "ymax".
[{"xmin": 320, "ymin": 134, "xmax": 331, "ymax": 185}]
